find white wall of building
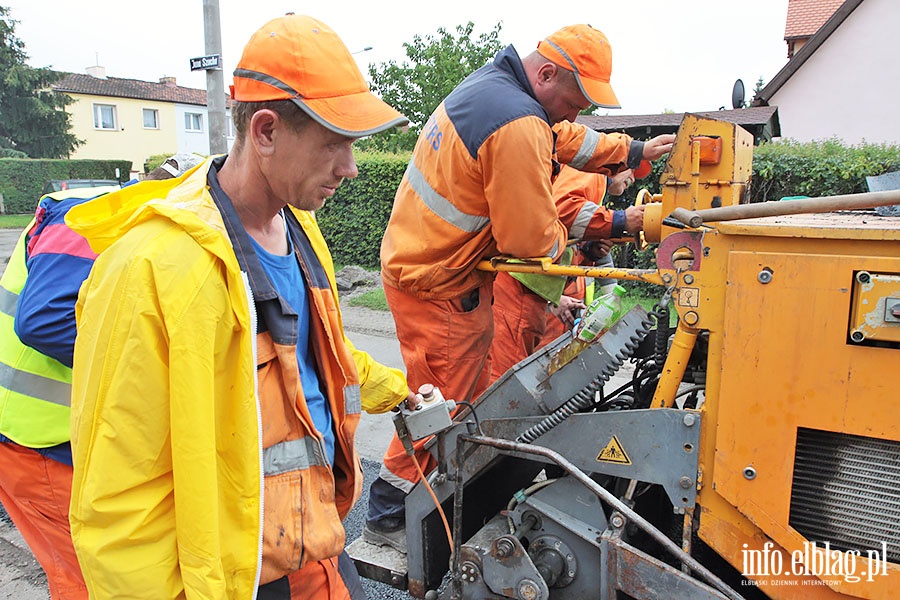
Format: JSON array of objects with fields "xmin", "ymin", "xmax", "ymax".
[
  {"xmin": 174, "ymin": 104, "xmax": 235, "ymax": 156},
  {"xmin": 771, "ymin": 0, "xmax": 900, "ymax": 144}
]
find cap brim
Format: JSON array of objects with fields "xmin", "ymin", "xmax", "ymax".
[
  {"xmin": 291, "ymin": 92, "xmax": 408, "ymax": 138},
  {"xmin": 575, "ymin": 74, "xmax": 620, "ymax": 109}
]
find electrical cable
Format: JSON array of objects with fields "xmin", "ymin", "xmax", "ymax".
[
  {"xmin": 409, "ymin": 452, "xmax": 453, "ymax": 551},
  {"xmin": 402, "ymin": 399, "xmax": 485, "ymax": 552},
  {"xmin": 454, "ymin": 401, "xmax": 483, "ymax": 435}
]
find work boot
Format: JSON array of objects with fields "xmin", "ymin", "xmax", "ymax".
[{"xmin": 362, "ymin": 517, "xmax": 407, "ymax": 554}]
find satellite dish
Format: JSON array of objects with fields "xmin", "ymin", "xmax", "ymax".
[{"xmin": 732, "ymin": 79, "xmax": 745, "ymax": 109}]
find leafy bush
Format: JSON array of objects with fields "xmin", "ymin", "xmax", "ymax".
[
  {"xmin": 750, "ymin": 138, "xmax": 900, "ymax": 202},
  {"xmin": 144, "ymin": 153, "xmax": 177, "ymax": 173},
  {"xmin": 0, "ymin": 148, "xmax": 27, "ymax": 159},
  {"xmin": 0, "ymin": 158, "xmax": 131, "ymax": 213},
  {"xmin": 316, "ymin": 151, "xmax": 410, "ymax": 268}
]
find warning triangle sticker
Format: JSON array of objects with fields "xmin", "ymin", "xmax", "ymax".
[{"xmin": 596, "ymin": 435, "xmax": 632, "ymax": 465}]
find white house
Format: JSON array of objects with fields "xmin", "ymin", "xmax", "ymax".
[{"xmin": 754, "ymin": 0, "xmax": 900, "ymax": 144}]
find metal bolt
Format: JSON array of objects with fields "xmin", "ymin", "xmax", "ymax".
[
  {"xmin": 743, "ymin": 466, "xmax": 757, "ymax": 480},
  {"xmin": 683, "ymin": 311, "xmax": 700, "ymax": 326},
  {"xmin": 680, "ymin": 476, "xmax": 694, "ymax": 489},
  {"xmin": 856, "ymin": 271, "xmax": 871, "ymax": 284},
  {"xmin": 518, "ymin": 579, "xmax": 540, "ymax": 600},
  {"xmin": 662, "ymin": 273, "xmax": 674, "ymax": 284},
  {"xmin": 683, "ymin": 413, "xmax": 696, "ymax": 427},
  {"xmin": 494, "ymin": 537, "xmax": 516, "ymax": 558},
  {"xmin": 610, "ymin": 513, "xmax": 626, "ymax": 528},
  {"xmin": 850, "ymin": 330, "xmax": 866, "ymax": 343},
  {"xmin": 757, "ymin": 268, "xmax": 773, "ymax": 284},
  {"xmin": 683, "ymin": 274, "xmax": 694, "ymax": 284}
]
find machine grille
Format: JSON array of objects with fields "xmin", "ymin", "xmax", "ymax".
[{"xmin": 790, "ymin": 428, "xmax": 900, "ymax": 564}]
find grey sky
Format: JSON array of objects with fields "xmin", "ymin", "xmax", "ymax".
[{"xmin": 6, "ymin": 0, "xmax": 790, "ymax": 115}]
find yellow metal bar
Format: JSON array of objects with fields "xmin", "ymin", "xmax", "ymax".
[
  {"xmin": 650, "ymin": 323, "xmax": 699, "ymax": 408},
  {"xmin": 690, "ymin": 139, "xmax": 701, "ymax": 209},
  {"xmin": 476, "ymin": 259, "xmax": 665, "ymax": 286}
]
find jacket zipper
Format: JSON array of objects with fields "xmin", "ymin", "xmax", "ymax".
[{"xmin": 243, "ymin": 271, "xmax": 264, "ymax": 600}]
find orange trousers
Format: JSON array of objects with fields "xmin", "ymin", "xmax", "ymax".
[
  {"xmin": 489, "ymin": 273, "xmax": 551, "ymax": 382},
  {"xmin": 379, "ymin": 278, "xmax": 494, "ymax": 491},
  {"xmin": 258, "ymin": 551, "xmax": 363, "ymax": 599},
  {"xmin": 0, "ymin": 442, "xmax": 87, "ymax": 599}
]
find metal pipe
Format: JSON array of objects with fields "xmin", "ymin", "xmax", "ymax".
[
  {"xmin": 651, "ymin": 324, "xmax": 699, "ymax": 409},
  {"xmin": 682, "ymin": 510, "xmax": 694, "ymax": 574},
  {"xmin": 476, "ymin": 260, "xmax": 664, "ymax": 286},
  {"xmin": 450, "ymin": 439, "xmax": 466, "ymax": 600},
  {"xmin": 457, "ymin": 433, "xmax": 744, "ymax": 600},
  {"xmin": 669, "ymin": 189, "xmax": 900, "ymax": 227}
]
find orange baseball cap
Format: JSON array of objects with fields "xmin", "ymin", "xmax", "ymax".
[
  {"xmin": 537, "ymin": 24, "xmax": 620, "ymax": 109},
  {"xmin": 232, "ymin": 14, "xmax": 407, "ymax": 137}
]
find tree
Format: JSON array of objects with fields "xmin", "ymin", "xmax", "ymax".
[
  {"xmin": 749, "ymin": 76, "xmax": 766, "ymax": 106},
  {"xmin": 0, "ymin": 6, "xmax": 80, "ymax": 158},
  {"xmin": 359, "ymin": 21, "xmax": 504, "ymax": 152}
]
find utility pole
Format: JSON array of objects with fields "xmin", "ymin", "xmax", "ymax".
[{"xmin": 203, "ymin": 0, "xmax": 227, "ymax": 154}]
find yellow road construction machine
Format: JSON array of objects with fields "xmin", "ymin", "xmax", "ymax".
[{"xmin": 349, "ymin": 114, "xmax": 900, "ymax": 600}]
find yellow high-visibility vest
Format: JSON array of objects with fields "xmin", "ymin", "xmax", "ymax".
[{"xmin": 0, "ymin": 225, "xmax": 72, "ymax": 448}]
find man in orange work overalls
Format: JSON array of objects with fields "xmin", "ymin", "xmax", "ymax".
[
  {"xmin": 490, "ymin": 166, "xmax": 640, "ymax": 382},
  {"xmin": 367, "ymin": 23, "xmax": 674, "ymax": 551}
]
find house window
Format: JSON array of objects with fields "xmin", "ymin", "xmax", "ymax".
[
  {"xmin": 93, "ymin": 104, "xmax": 117, "ymax": 130},
  {"xmin": 226, "ymin": 116, "xmax": 235, "ymax": 139},
  {"xmin": 185, "ymin": 112, "xmax": 204, "ymax": 132},
  {"xmin": 142, "ymin": 108, "xmax": 159, "ymax": 129}
]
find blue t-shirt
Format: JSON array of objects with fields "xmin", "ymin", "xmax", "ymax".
[{"xmin": 249, "ymin": 226, "xmax": 335, "ymax": 465}]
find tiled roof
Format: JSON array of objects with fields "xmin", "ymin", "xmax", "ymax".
[
  {"xmin": 52, "ymin": 73, "xmax": 230, "ymax": 107},
  {"xmin": 784, "ymin": 0, "xmax": 845, "ymax": 39}
]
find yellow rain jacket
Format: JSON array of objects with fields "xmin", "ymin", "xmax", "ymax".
[{"xmin": 65, "ymin": 158, "xmax": 409, "ymax": 598}]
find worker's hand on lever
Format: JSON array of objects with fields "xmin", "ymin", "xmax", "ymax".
[
  {"xmin": 642, "ymin": 133, "xmax": 676, "ymax": 161},
  {"xmin": 624, "ymin": 205, "xmax": 646, "ymax": 234},
  {"xmin": 402, "ymin": 390, "xmax": 420, "ymax": 411},
  {"xmin": 550, "ymin": 295, "xmax": 586, "ymax": 328}
]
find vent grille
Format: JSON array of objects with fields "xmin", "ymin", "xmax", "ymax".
[{"xmin": 790, "ymin": 428, "xmax": 900, "ymax": 564}]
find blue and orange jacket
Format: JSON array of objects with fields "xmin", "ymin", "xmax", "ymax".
[
  {"xmin": 381, "ymin": 45, "xmax": 643, "ymax": 300},
  {"xmin": 15, "ymin": 188, "xmax": 120, "ymax": 367},
  {"xmin": 65, "ymin": 158, "xmax": 410, "ymax": 598},
  {"xmin": 0, "ymin": 186, "xmax": 119, "ymax": 461}
]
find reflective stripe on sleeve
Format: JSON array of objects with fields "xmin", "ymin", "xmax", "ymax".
[
  {"xmin": 568, "ymin": 127, "xmax": 601, "ymax": 170},
  {"xmin": 405, "ymin": 162, "xmax": 490, "ymax": 233},
  {"xmin": 569, "ymin": 201, "xmax": 600, "ymax": 240}
]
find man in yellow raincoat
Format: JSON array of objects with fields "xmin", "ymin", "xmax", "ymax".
[{"xmin": 66, "ymin": 14, "xmax": 413, "ymax": 599}]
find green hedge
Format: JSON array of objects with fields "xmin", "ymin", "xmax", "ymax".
[
  {"xmin": 0, "ymin": 158, "xmax": 132, "ymax": 214},
  {"xmin": 316, "ymin": 151, "xmax": 410, "ymax": 269},
  {"xmin": 750, "ymin": 138, "xmax": 900, "ymax": 201}
]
